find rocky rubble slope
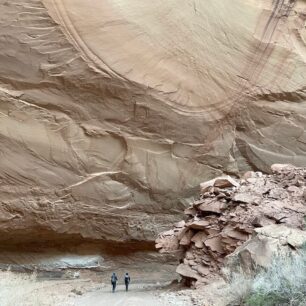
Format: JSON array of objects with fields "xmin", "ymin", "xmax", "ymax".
[
  {"xmin": 156, "ymin": 164, "xmax": 306, "ymax": 286},
  {"xmin": 0, "ymin": 0, "xmax": 306, "ymax": 255},
  {"xmin": 225, "ymin": 224, "xmax": 306, "ymax": 275},
  {"xmin": 170, "ymin": 225, "xmax": 306, "ymax": 306}
]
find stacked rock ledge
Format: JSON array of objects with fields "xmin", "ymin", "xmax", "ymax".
[{"xmin": 156, "ymin": 164, "xmax": 306, "ymax": 286}]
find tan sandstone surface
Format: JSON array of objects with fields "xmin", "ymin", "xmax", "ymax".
[
  {"xmin": 0, "ymin": 0, "xmax": 306, "ymax": 265},
  {"xmin": 156, "ymin": 165, "xmax": 306, "ymax": 286}
]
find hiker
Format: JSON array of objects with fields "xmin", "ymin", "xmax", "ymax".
[
  {"xmin": 111, "ymin": 272, "xmax": 118, "ymax": 293},
  {"xmin": 124, "ymin": 272, "xmax": 131, "ymax": 291}
]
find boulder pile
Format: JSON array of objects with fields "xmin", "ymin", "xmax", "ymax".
[
  {"xmin": 225, "ymin": 224, "xmax": 306, "ymax": 276},
  {"xmin": 156, "ymin": 164, "xmax": 306, "ymax": 286}
]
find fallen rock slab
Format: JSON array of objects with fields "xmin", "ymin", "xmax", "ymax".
[
  {"xmin": 225, "ymin": 224, "xmax": 306, "ymax": 275},
  {"xmin": 176, "ymin": 263, "xmax": 200, "ymax": 280},
  {"xmin": 200, "ymin": 176, "xmax": 239, "ymax": 193},
  {"xmin": 156, "ymin": 164, "xmax": 306, "ymax": 285}
]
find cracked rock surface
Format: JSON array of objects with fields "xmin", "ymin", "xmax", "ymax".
[
  {"xmin": 156, "ymin": 164, "xmax": 306, "ymax": 286},
  {"xmin": 0, "ymin": 1, "xmax": 306, "ymax": 253}
]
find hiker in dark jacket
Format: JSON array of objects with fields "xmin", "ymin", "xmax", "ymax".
[
  {"xmin": 124, "ymin": 272, "xmax": 131, "ymax": 291},
  {"xmin": 111, "ymin": 272, "xmax": 118, "ymax": 293}
]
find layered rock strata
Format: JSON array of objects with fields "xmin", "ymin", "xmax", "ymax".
[
  {"xmin": 0, "ymin": 0, "xmax": 306, "ymax": 255},
  {"xmin": 225, "ymin": 224, "xmax": 306, "ymax": 276},
  {"xmin": 156, "ymin": 164, "xmax": 306, "ymax": 286},
  {"xmin": 176, "ymin": 225, "xmax": 306, "ymax": 306}
]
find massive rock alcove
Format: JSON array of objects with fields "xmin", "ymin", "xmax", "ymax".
[{"xmin": 0, "ymin": 0, "xmax": 306, "ymax": 270}]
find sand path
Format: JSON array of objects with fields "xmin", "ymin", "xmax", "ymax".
[
  {"xmin": 75, "ymin": 284, "xmax": 189, "ymax": 306},
  {"xmin": 75, "ymin": 284, "xmax": 163, "ymax": 306}
]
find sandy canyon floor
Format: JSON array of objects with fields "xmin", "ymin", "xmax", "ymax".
[
  {"xmin": 0, "ymin": 271, "xmax": 193, "ymax": 306},
  {"xmin": 75, "ymin": 284, "xmax": 192, "ymax": 306}
]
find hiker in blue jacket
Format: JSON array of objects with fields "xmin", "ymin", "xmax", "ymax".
[{"xmin": 111, "ymin": 272, "xmax": 118, "ymax": 293}]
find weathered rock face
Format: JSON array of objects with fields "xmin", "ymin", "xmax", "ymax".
[
  {"xmin": 0, "ymin": 1, "xmax": 306, "ymax": 248},
  {"xmin": 177, "ymin": 225, "xmax": 306, "ymax": 306},
  {"xmin": 156, "ymin": 165, "xmax": 306, "ymax": 285},
  {"xmin": 225, "ymin": 224, "xmax": 306, "ymax": 276}
]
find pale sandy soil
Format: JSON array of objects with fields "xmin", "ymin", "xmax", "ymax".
[
  {"xmin": 0, "ymin": 271, "xmax": 193, "ymax": 306},
  {"xmin": 75, "ymin": 284, "xmax": 193, "ymax": 306}
]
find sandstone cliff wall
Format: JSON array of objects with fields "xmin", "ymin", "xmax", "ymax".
[{"xmin": 0, "ymin": 0, "xmax": 306, "ymax": 245}]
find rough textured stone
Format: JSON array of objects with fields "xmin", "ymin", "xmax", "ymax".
[
  {"xmin": 175, "ymin": 226, "xmax": 306, "ymax": 306},
  {"xmin": 176, "ymin": 263, "xmax": 200, "ymax": 281},
  {"xmin": 225, "ymin": 225, "xmax": 306, "ymax": 275},
  {"xmin": 156, "ymin": 165, "xmax": 306, "ymax": 285},
  {"xmin": 200, "ymin": 176, "xmax": 240, "ymax": 194},
  {"xmin": 180, "ymin": 230, "xmax": 194, "ymax": 246},
  {"xmin": 0, "ymin": 1, "xmax": 306, "ymax": 258}
]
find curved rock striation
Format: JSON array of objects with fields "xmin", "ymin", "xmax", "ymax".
[{"xmin": 0, "ymin": 1, "xmax": 306, "ymax": 248}]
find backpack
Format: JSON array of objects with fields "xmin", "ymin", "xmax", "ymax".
[
  {"xmin": 111, "ymin": 274, "xmax": 117, "ymax": 283},
  {"xmin": 125, "ymin": 275, "xmax": 130, "ymax": 283}
]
